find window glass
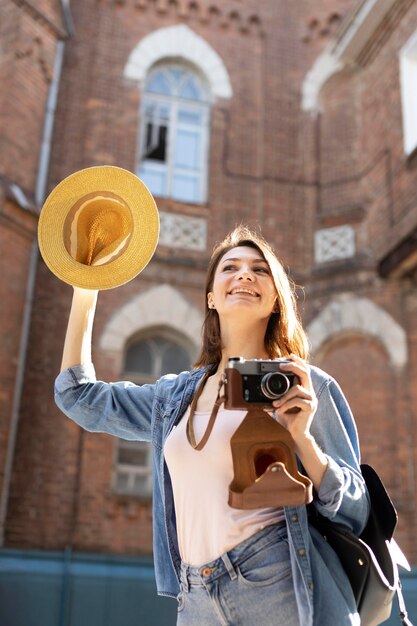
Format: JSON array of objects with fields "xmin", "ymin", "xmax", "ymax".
[
  {"xmin": 172, "ymin": 175, "xmax": 199, "ymax": 203},
  {"xmin": 125, "ymin": 340, "xmax": 153, "ymax": 375},
  {"xmin": 179, "ymin": 77, "xmax": 202, "ymax": 101},
  {"xmin": 146, "ymin": 71, "xmax": 172, "ymax": 95},
  {"xmin": 174, "ymin": 129, "xmax": 200, "ymax": 169},
  {"xmin": 118, "ymin": 443, "xmax": 148, "ymax": 466},
  {"xmin": 178, "ymin": 109, "xmax": 202, "ymax": 125},
  {"xmin": 168, "ymin": 67, "xmax": 185, "ymax": 85},
  {"xmin": 139, "ymin": 163, "xmax": 167, "ymax": 196},
  {"xmin": 161, "ymin": 344, "xmax": 190, "ymax": 374}
]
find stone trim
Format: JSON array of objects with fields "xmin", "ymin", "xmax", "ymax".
[
  {"xmin": 302, "ymin": 0, "xmax": 398, "ymax": 112},
  {"xmin": 99, "ymin": 284, "xmax": 203, "ymax": 353},
  {"xmin": 158, "ymin": 212, "xmax": 207, "ymax": 251},
  {"xmin": 124, "ymin": 24, "xmax": 232, "ymax": 100},
  {"xmin": 314, "ymin": 225, "xmax": 355, "ymax": 264},
  {"xmin": 307, "ymin": 295, "xmax": 407, "ymax": 367}
]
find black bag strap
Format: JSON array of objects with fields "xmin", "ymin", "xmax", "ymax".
[{"xmin": 397, "ymin": 579, "xmax": 413, "ymax": 626}]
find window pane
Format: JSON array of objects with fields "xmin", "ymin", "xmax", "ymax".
[
  {"xmin": 125, "ymin": 341, "xmax": 153, "ymax": 374},
  {"xmin": 146, "ymin": 71, "xmax": 172, "ymax": 95},
  {"xmin": 161, "ymin": 345, "xmax": 191, "ymax": 374},
  {"xmin": 172, "ymin": 174, "xmax": 200, "ymax": 203},
  {"xmin": 174, "ymin": 129, "xmax": 200, "ymax": 169},
  {"xmin": 144, "ymin": 101, "xmax": 170, "ymax": 119},
  {"xmin": 144, "ymin": 122, "xmax": 167, "ymax": 161},
  {"xmin": 178, "ymin": 109, "xmax": 202, "ymax": 125},
  {"xmin": 115, "ymin": 472, "xmax": 130, "ymax": 492},
  {"xmin": 168, "ymin": 68, "xmax": 185, "ymax": 85},
  {"xmin": 179, "ymin": 77, "xmax": 203, "ymax": 101},
  {"xmin": 138, "ymin": 162, "xmax": 167, "ymax": 197},
  {"xmin": 119, "ymin": 442, "xmax": 148, "ymax": 465},
  {"xmin": 134, "ymin": 474, "xmax": 149, "ymax": 492}
]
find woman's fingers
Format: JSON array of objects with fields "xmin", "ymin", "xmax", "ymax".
[
  {"xmin": 272, "ymin": 355, "xmax": 318, "ymax": 438},
  {"xmin": 279, "ymin": 354, "xmax": 311, "ymax": 386},
  {"xmin": 274, "ymin": 394, "xmax": 317, "ymax": 415}
]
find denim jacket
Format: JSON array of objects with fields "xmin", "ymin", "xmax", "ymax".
[{"xmin": 55, "ymin": 363, "xmax": 370, "ymax": 626}]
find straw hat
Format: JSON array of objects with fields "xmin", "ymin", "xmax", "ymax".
[{"xmin": 38, "ymin": 166, "xmax": 159, "ymax": 290}]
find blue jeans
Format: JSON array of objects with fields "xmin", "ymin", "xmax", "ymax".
[{"xmin": 177, "ymin": 523, "xmax": 299, "ymax": 626}]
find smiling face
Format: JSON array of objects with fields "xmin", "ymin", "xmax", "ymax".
[{"xmin": 208, "ymin": 246, "xmax": 278, "ymax": 322}]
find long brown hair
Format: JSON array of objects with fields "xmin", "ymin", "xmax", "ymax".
[{"xmin": 194, "ymin": 226, "xmax": 309, "ymax": 368}]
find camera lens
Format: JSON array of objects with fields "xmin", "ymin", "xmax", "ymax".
[{"xmin": 260, "ymin": 372, "xmax": 290, "ymax": 400}]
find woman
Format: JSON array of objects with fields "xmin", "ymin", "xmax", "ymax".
[{"xmin": 55, "ymin": 225, "xmax": 369, "ymax": 625}]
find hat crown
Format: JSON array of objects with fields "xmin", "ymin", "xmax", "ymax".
[{"xmin": 65, "ymin": 193, "xmax": 132, "ymax": 267}]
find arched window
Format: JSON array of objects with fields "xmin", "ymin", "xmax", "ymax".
[
  {"xmin": 114, "ymin": 329, "xmax": 195, "ymax": 498},
  {"xmin": 137, "ymin": 63, "xmax": 210, "ymax": 204}
]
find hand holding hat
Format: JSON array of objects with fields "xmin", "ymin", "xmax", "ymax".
[{"xmin": 38, "ymin": 166, "xmax": 159, "ymax": 290}]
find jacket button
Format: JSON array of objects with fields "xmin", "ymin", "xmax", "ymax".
[{"xmin": 298, "ymin": 548, "xmax": 306, "ymax": 557}]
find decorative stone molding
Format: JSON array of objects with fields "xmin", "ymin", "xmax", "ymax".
[
  {"xmin": 124, "ymin": 24, "xmax": 233, "ymax": 100},
  {"xmin": 302, "ymin": 49, "xmax": 344, "ymax": 112},
  {"xmin": 301, "ymin": 12, "xmax": 343, "ymax": 44},
  {"xmin": 307, "ymin": 296, "xmax": 407, "ymax": 367},
  {"xmin": 301, "ymin": 0, "xmax": 398, "ymax": 112},
  {"xmin": 158, "ymin": 211, "xmax": 207, "ymax": 251},
  {"xmin": 314, "ymin": 225, "xmax": 355, "ymax": 264},
  {"xmin": 100, "ymin": 284, "xmax": 203, "ymax": 353},
  {"xmin": 109, "ymin": 0, "xmax": 262, "ymax": 36},
  {"xmin": 400, "ymin": 29, "xmax": 417, "ymax": 156}
]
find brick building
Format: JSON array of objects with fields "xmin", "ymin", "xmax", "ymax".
[{"xmin": 0, "ymin": 0, "xmax": 417, "ymax": 624}]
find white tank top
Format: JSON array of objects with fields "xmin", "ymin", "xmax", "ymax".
[{"xmin": 164, "ymin": 406, "xmax": 285, "ymax": 567}]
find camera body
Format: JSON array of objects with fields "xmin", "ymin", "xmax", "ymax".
[{"xmin": 224, "ymin": 357, "xmax": 297, "ymax": 409}]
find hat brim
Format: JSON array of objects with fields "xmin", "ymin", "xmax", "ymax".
[{"xmin": 38, "ymin": 166, "xmax": 159, "ymax": 290}]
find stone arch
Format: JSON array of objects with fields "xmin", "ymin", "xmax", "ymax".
[
  {"xmin": 307, "ymin": 296, "xmax": 407, "ymax": 368},
  {"xmin": 124, "ymin": 24, "xmax": 233, "ymax": 100},
  {"xmin": 301, "ymin": 49, "xmax": 344, "ymax": 112},
  {"xmin": 100, "ymin": 284, "xmax": 204, "ymax": 355}
]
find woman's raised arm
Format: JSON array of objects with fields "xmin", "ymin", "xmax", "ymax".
[{"xmin": 60, "ymin": 287, "xmax": 99, "ymax": 372}]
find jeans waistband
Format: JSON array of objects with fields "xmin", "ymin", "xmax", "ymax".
[{"xmin": 180, "ymin": 521, "xmax": 287, "ymax": 590}]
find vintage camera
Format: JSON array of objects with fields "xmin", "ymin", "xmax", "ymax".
[{"xmin": 225, "ymin": 357, "xmax": 297, "ymax": 407}]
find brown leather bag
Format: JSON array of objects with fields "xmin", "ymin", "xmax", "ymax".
[{"xmin": 225, "ymin": 367, "xmax": 313, "ymax": 509}]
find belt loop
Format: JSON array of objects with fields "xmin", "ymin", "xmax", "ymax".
[
  {"xmin": 180, "ymin": 564, "xmax": 190, "ymax": 592},
  {"xmin": 221, "ymin": 552, "xmax": 237, "ymax": 581}
]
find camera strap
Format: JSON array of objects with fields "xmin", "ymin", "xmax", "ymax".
[{"xmin": 186, "ymin": 370, "xmax": 226, "ymax": 451}]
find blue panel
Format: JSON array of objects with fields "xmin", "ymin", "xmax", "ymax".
[
  {"xmin": 2, "ymin": 549, "xmax": 416, "ymax": 626},
  {"xmin": 0, "ymin": 549, "xmax": 176, "ymax": 626}
]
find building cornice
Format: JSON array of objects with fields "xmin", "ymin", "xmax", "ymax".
[{"xmin": 10, "ymin": 0, "xmax": 71, "ymax": 39}]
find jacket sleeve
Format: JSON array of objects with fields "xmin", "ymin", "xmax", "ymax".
[
  {"xmin": 309, "ymin": 372, "xmax": 370, "ymax": 535},
  {"xmin": 54, "ymin": 363, "xmax": 157, "ymax": 442}
]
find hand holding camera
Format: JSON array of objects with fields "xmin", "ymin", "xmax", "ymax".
[
  {"xmin": 270, "ymin": 354, "xmax": 318, "ymax": 446},
  {"xmin": 225, "ymin": 353, "xmax": 321, "ymax": 473}
]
